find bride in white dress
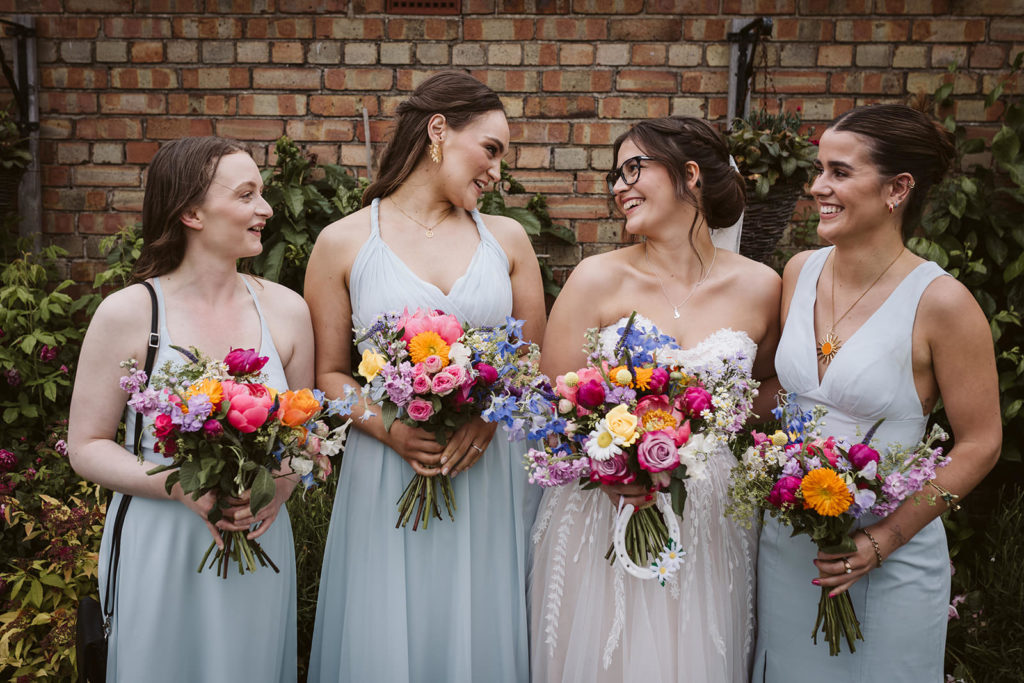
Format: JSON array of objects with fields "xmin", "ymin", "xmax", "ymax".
[{"xmin": 529, "ymin": 116, "xmax": 781, "ymax": 683}]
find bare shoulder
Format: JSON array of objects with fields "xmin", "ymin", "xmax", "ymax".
[
  {"xmin": 564, "ymin": 246, "xmax": 634, "ymax": 294},
  {"xmin": 717, "ymin": 250, "xmax": 782, "ymax": 304},
  {"xmin": 313, "ymin": 205, "xmax": 373, "ymax": 254},
  {"xmin": 918, "ymin": 271, "xmax": 986, "ymax": 327},
  {"xmin": 244, "ymin": 275, "xmax": 310, "ymax": 321},
  {"xmin": 780, "ymin": 249, "xmax": 817, "ymax": 282},
  {"xmin": 478, "ymin": 211, "xmax": 535, "ymax": 256},
  {"xmin": 84, "ymin": 283, "xmax": 155, "ymax": 359}
]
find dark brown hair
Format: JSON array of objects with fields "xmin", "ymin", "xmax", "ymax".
[
  {"xmin": 612, "ymin": 116, "xmax": 746, "ymax": 256},
  {"xmin": 830, "ymin": 104, "xmax": 955, "ymax": 239},
  {"xmin": 130, "ymin": 136, "xmax": 251, "ymax": 283},
  {"xmin": 362, "ymin": 71, "xmax": 504, "ymax": 206}
]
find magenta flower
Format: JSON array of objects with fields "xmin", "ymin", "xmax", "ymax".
[
  {"xmin": 39, "ymin": 344, "xmax": 59, "ymax": 362},
  {"xmin": 637, "ymin": 430, "xmax": 680, "ymax": 473},
  {"xmin": 0, "ymin": 448, "xmax": 16, "ymax": 472},
  {"xmin": 766, "ymin": 475, "xmax": 802, "ymax": 508},
  {"xmin": 407, "ymin": 398, "xmax": 434, "ymax": 422},
  {"xmin": 224, "ymin": 348, "xmax": 269, "ymax": 376},
  {"xmin": 848, "ymin": 443, "xmax": 880, "ymax": 470},
  {"xmin": 576, "ymin": 379, "xmax": 606, "ymax": 409},
  {"xmin": 648, "ymin": 367, "xmax": 670, "ymax": 393},
  {"xmin": 202, "ymin": 419, "xmax": 223, "ymax": 438},
  {"xmin": 589, "ymin": 451, "xmax": 635, "ymax": 486},
  {"xmin": 680, "ymin": 386, "xmax": 712, "ymax": 416},
  {"xmin": 4, "ymin": 369, "xmax": 21, "ymax": 387},
  {"xmin": 474, "ymin": 362, "xmax": 498, "ymax": 385}
]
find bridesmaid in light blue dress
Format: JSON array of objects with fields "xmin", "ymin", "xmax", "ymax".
[
  {"xmin": 753, "ymin": 105, "xmax": 1001, "ymax": 682},
  {"xmin": 69, "ymin": 137, "xmax": 314, "ymax": 681},
  {"xmin": 303, "ymin": 72, "xmax": 546, "ymax": 683}
]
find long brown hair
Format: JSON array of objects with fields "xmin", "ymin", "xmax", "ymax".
[
  {"xmin": 130, "ymin": 136, "xmax": 251, "ymax": 283},
  {"xmin": 362, "ymin": 71, "xmax": 504, "ymax": 206}
]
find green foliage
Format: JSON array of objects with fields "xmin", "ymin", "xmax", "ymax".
[
  {"xmin": 728, "ymin": 105, "xmax": 818, "ymax": 199},
  {"xmin": 255, "ymin": 136, "xmax": 368, "ymax": 293},
  {"xmin": 479, "ymin": 161, "xmax": 576, "ymax": 297},
  {"xmin": 0, "ymin": 108, "xmax": 31, "ymax": 172},
  {"xmin": 93, "ymin": 223, "xmax": 144, "ymax": 292},
  {"xmin": 910, "ymin": 52, "xmax": 1024, "ymax": 463}
]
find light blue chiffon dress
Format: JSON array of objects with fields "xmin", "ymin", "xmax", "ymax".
[
  {"xmin": 753, "ymin": 247, "xmax": 951, "ymax": 682},
  {"xmin": 98, "ymin": 276, "xmax": 297, "ymax": 682},
  {"xmin": 307, "ymin": 199, "xmax": 541, "ymax": 683}
]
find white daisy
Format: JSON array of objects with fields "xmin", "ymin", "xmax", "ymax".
[{"xmin": 584, "ymin": 419, "xmax": 624, "ymax": 462}]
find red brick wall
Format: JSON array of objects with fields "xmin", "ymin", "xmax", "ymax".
[{"xmin": 1, "ymin": 1, "xmax": 1023, "ymax": 284}]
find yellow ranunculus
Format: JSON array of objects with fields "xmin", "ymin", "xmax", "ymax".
[
  {"xmin": 357, "ymin": 349, "xmax": 388, "ymax": 381},
  {"xmin": 605, "ymin": 403, "xmax": 639, "ymax": 446}
]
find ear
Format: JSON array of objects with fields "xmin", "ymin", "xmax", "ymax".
[
  {"xmin": 685, "ymin": 160, "xmax": 702, "ymax": 191},
  {"xmin": 427, "ymin": 113, "xmax": 447, "ymax": 144},
  {"xmin": 887, "ymin": 172, "xmax": 915, "ymax": 205},
  {"xmin": 179, "ymin": 206, "xmax": 203, "ymax": 231}
]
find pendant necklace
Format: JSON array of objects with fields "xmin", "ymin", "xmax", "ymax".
[
  {"xmin": 645, "ymin": 243, "xmax": 717, "ymax": 319},
  {"xmin": 390, "ymin": 197, "xmax": 452, "ymax": 238},
  {"xmin": 817, "ymin": 246, "xmax": 905, "ymax": 364}
]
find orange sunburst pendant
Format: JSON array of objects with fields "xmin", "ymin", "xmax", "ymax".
[{"xmin": 817, "ymin": 333, "xmax": 842, "ymax": 365}]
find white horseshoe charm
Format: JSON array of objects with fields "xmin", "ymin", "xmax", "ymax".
[{"xmin": 611, "ymin": 491, "xmax": 681, "ymax": 580}]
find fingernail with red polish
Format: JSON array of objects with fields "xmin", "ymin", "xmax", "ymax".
[
  {"xmin": 644, "ymin": 494, "xmax": 653, "ymax": 502},
  {"xmin": 812, "ymin": 579, "xmax": 821, "ymax": 586}
]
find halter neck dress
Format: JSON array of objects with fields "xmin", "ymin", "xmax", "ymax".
[
  {"xmin": 753, "ymin": 246, "xmax": 951, "ymax": 682},
  {"xmin": 99, "ymin": 275, "xmax": 297, "ymax": 682},
  {"xmin": 307, "ymin": 199, "xmax": 540, "ymax": 682}
]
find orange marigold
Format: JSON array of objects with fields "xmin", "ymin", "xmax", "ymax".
[
  {"xmin": 800, "ymin": 468, "xmax": 853, "ymax": 517},
  {"xmin": 608, "ymin": 365, "xmax": 654, "ymax": 389},
  {"xmin": 184, "ymin": 377, "xmax": 224, "ymax": 411},
  {"xmin": 408, "ymin": 331, "xmax": 450, "ymax": 366}
]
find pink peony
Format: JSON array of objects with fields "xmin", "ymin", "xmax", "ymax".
[
  {"xmin": 817, "ymin": 436, "xmax": 839, "ymax": 466},
  {"xmin": 648, "ymin": 367, "xmax": 670, "ymax": 392},
  {"xmin": 673, "ymin": 419, "xmax": 692, "ymax": 447},
  {"xmin": 680, "ymin": 386, "xmax": 713, "ymax": 417},
  {"xmin": 407, "ymin": 398, "xmax": 435, "ymax": 421},
  {"xmin": 637, "ymin": 430, "xmax": 680, "ymax": 473},
  {"xmin": 635, "ymin": 394, "xmax": 684, "ymax": 425},
  {"xmin": 474, "ymin": 362, "xmax": 498, "ymax": 385},
  {"xmin": 431, "ymin": 372, "xmax": 458, "ymax": 396},
  {"xmin": 221, "ymin": 380, "xmax": 273, "ymax": 433},
  {"xmin": 223, "ymin": 348, "xmax": 269, "ymax": 376},
  {"xmin": 398, "ymin": 308, "xmax": 463, "ymax": 345},
  {"xmin": 766, "ymin": 475, "xmax": 802, "ymax": 508},
  {"xmin": 848, "ymin": 443, "xmax": 881, "ymax": 470},
  {"xmin": 412, "ymin": 373, "xmax": 432, "ymax": 394},
  {"xmin": 554, "ymin": 374, "xmax": 578, "ymax": 402},
  {"xmin": 576, "ymin": 379, "xmax": 606, "ymax": 409},
  {"xmin": 589, "ymin": 451, "xmax": 635, "ymax": 486}
]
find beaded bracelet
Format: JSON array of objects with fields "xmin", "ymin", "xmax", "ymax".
[{"xmin": 861, "ymin": 528, "xmax": 883, "ymax": 569}]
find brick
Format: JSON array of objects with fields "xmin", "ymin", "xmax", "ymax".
[
  {"xmin": 110, "ymin": 68, "xmax": 178, "ymax": 89},
  {"xmin": 395, "ymin": 70, "xmax": 442, "ymax": 91},
  {"xmin": 238, "ymin": 94, "xmax": 307, "ymax": 116},
  {"xmin": 125, "ymin": 141, "xmax": 160, "ymax": 163},
  {"xmin": 508, "ymin": 121, "xmax": 570, "ymax": 143},
  {"xmin": 835, "ymin": 20, "xmax": 910, "ymax": 42},
  {"xmin": 235, "ymin": 41, "xmax": 269, "ymax": 63},
  {"xmin": 215, "ymin": 119, "xmax": 285, "ymax": 141},
  {"xmin": 829, "ymin": 71, "xmax": 904, "ymax": 94},
  {"xmin": 470, "ymin": 69, "xmax": 539, "ymax": 92},
  {"xmin": 172, "ymin": 17, "xmax": 243, "ymax": 39},
  {"xmin": 257, "ymin": 17, "xmax": 315, "ymax": 39},
  {"xmin": 773, "ymin": 18, "xmax": 833, "ymax": 41},
  {"xmin": 56, "ymin": 142, "xmax": 90, "ymax": 164},
  {"xmin": 524, "ymin": 95, "xmax": 597, "ymax": 118},
  {"xmin": 553, "ymin": 147, "xmax": 588, "ymax": 170},
  {"xmin": 535, "ymin": 18, "xmax": 607, "ymax": 40},
  {"xmin": 272, "ymin": 41, "xmax": 305, "ymax": 64},
  {"xmin": 200, "ymin": 41, "xmax": 234, "ymax": 63},
  {"xmin": 561, "ymin": 44, "xmax": 595, "ymax": 66},
  {"xmin": 575, "ymin": 173, "xmax": 609, "ymax": 195},
  {"xmin": 951, "ymin": 0, "xmax": 1024, "ymax": 12},
  {"xmin": 40, "ymin": 93, "xmax": 99, "ymax": 114},
  {"xmin": 386, "ymin": 18, "xmax": 459, "ymax": 41},
  {"xmin": 524, "ymin": 43, "xmax": 559, "ymax": 66},
  {"xmin": 43, "ymin": 188, "xmax": 88, "ymax": 211},
  {"xmin": 913, "ymin": 19, "xmax": 987, "ymax": 42},
  {"xmin": 683, "ymin": 19, "xmax": 729, "ymax": 41},
  {"xmin": 42, "ymin": 67, "xmax": 108, "ymax": 89},
  {"xmin": 300, "ymin": 144, "xmax": 340, "ymax": 165},
  {"xmin": 722, "ymin": 0, "xmax": 796, "ymax": 11},
  {"xmin": 874, "ymin": 0, "xmax": 950, "ymax": 12},
  {"xmin": 893, "ymin": 45, "xmax": 928, "ymax": 68},
  {"xmin": 508, "ymin": 170, "xmax": 574, "ymax": 193},
  {"xmin": 616, "ymin": 69, "xmax": 677, "ymax": 93},
  {"xmin": 340, "ymin": 143, "xmax": 373, "ymax": 167},
  {"xmin": 134, "ymin": 0, "xmax": 204, "ymax": 10},
  {"xmin": 646, "ymin": 0, "xmax": 717, "ymax": 11},
  {"xmin": 285, "ymin": 120, "xmax": 355, "ymax": 142},
  {"xmin": 73, "ymin": 165, "xmax": 139, "ymax": 187},
  {"xmin": 990, "ymin": 19, "xmax": 1024, "ymax": 41},
  {"xmin": 797, "ymin": 0, "xmax": 870, "ymax": 11},
  {"xmin": 706, "ymin": 45, "xmax": 731, "ymax": 67},
  {"xmin": 452, "ymin": 44, "xmax": 485, "ymax": 65},
  {"xmin": 78, "ymin": 214, "xmax": 130, "ymax": 236},
  {"xmin": 630, "ymin": 45, "xmax": 667, "ymax": 66},
  {"xmin": 166, "ymin": 40, "xmax": 199, "ymax": 62},
  {"xmin": 953, "ymin": 98, "xmax": 1003, "ymax": 123},
  {"xmin": 679, "ymin": 70, "xmax": 730, "ymax": 93},
  {"xmin": 500, "ymin": 95, "xmax": 524, "ymax": 118},
  {"xmin": 325, "ymin": 68, "xmax": 393, "ymax": 91},
  {"xmin": 344, "ymin": 43, "xmax": 378, "ymax": 65},
  {"xmin": 931, "ymin": 45, "xmax": 969, "ymax": 68},
  {"xmin": 572, "ymin": 0, "xmax": 642, "ymax": 12},
  {"xmin": 906, "ymin": 72, "xmax": 978, "ymax": 96},
  {"xmin": 253, "ymin": 67, "xmax": 319, "ymax": 90},
  {"xmin": 92, "ymin": 143, "xmax": 123, "ymax": 164},
  {"xmin": 67, "ymin": 0, "xmax": 130, "ymax": 10},
  {"xmin": 570, "ymin": 121, "xmax": 631, "ymax": 145},
  {"xmin": 95, "ymin": 40, "xmax": 128, "ymax": 62},
  {"xmin": 181, "ymin": 67, "xmax": 247, "ymax": 89},
  {"xmin": 104, "ymin": 17, "xmax": 172, "ymax": 38},
  {"xmin": 84, "ymin": 190, "xmax": 108, "ymax": 210},
  {"xmin": 971, "ymin": 44, "xmax": 1009, "ymax": 69},
  {"xmin": 464, "ymin": 0, "xmax": 496, "ymax": 10},
  {"xmin": 855, "ymin": 44, "xmax": 891, "ymax": 67},
  {"xmin": 37, "ymin": 16, "xmax": 102, "ymax": 39},
  {"xmin": 545, "ymin": 196, "xmax": 608, "ymax": 220},
  {"xmin": 167, "ymin": 94, "xmax": 237, "ymax": 116},
  {"xmin": 464, "ymin": 19, "xmax": 535, "ymax": 41},
  {"xmin": 609, "ymin": 18, "xmax": 681, "ymax": 41},
  {"xmin": 668, "ymin": 44, "xmax": 702, "ymax": 67},
  {"xmin": 817, "ymin": 45, "xmax": 853, "ymax": 67},
  {"xmin": 99, "ymin": 93, "xmax": 166, "ymax": 114},
  {"xmin": 775, "ymin": 44, "xmax": 815, "ymax": 68},
  {"xmin": 794, "ymin": 97, "xmax": 855, "ymax": 121},
  {"xmin": 500, "ymin": 0, "xmax": 571, "ymax": 11},
  {"xmin": 315, "ymin": 18, "xmax": 384, "ymax": 40},
  {"xmin": 417, "ymin": 44, "xmax": 449, "ymax": 65},
  {"xmin": 108, "ymin": 189, "xmax": 144, "ymax": 213},
  {"xmin": 42, "ymin": 165, "xmax": 70, "ymax": 187},
  {"xmin": 310, "ymin": 95, "xmax": 378, "ymax": 117},
  {"xmin": 60, "ymin": 41, "xmax": 92, "ymax": 63},
  {"xmin": 147, "ymin": 118, "xmax": 215, "ymax": 139},
  {"xmin": 76, "ymin": 118, "xmax": 142, "ymax": 140},
  {"xmin": 598, "ymin": 96, "xmax": 670, "ymax": 118},
  {"xmin": 596, "ymin": 43, "xmax": 630, "ymax": 66},
  {"xmin": 308, "ymin": 40, "xmax": 342, "ymax": 64},
  {"xmin": 515, "ymin": 145, "xmax": 551, "ymax": 168},
  {"xmin": 541, "ymin": 70, "xmax": 612, "ymax": 93},
  {"xmin": 352, "ymin": 0, "xmax": 385, "ymax": 10}
]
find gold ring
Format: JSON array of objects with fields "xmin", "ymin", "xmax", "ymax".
[
  {"xmin": 470, "ymin": 443, "xmax": 483, "ymax": 452},
  {"xmin": 842, "ymin": 558, "xmax": 852, "ymax": 574}
]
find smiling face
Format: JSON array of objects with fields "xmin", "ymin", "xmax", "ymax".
[
  {"xmin": 611, "ymin": 138, "xmax": 692, "ymax": 238},
  {"xmin": 437, "ymin": 109, "xmax": 509, "ymax": 210},
  {"xmin": 188, "ymin": 151, "xmax": 272, "ymax": 260},
  {"xmin": 811, "ymin": 128, "xmax": 893, "ymax": 244}
]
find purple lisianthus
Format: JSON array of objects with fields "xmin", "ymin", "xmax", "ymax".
[
  {"xmin": 223, "ymin": 348, "xmax": 269, "ymax": 376},
  {"xmin": 637, "ymin": 430, "xmax": 680, "ymax": 473},
  {"xmin": 766, "ymin": 475, "xmax": 802, "ymax": 508},
  {"xmin": 848, "ymin": 443, "xmax": 880, "ymax": 470}
]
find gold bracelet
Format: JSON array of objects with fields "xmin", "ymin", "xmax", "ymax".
[
  {"xmin": 861, "ymin": 528, "xmax": 883, "ymax": 569},
  {"xmin": 927, "ymin": 479, "xmax": 962, "ymax": 512}
]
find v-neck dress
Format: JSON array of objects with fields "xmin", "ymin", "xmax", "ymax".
[
  {"xmin": 99, "ymin": 276, "xmax": 297, "ymax": 683},
  {"xmin": 753, "ymin": 246, "xmax": 951, "ymax": 682},
  {"xmin": 307, "ymin": 199, "xmax": 541, "ymax": 683}
]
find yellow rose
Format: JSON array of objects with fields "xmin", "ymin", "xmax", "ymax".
[
  {"xmin": 606, "ymin": 403, "xmax": 639, "ymax": 446},
  {"xmin": 357, "ymin": 349, "xmax": 387, "ymax": 381}
]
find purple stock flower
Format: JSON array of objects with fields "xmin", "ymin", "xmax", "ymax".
[
  {"xmin": 4, "ymin": 369, "xmax": 21, "ymax": 387},
  {"xmin": 54, "ymin": 440, "xmax": 68, "ymax": 457}
]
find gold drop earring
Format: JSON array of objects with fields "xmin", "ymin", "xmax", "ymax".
[{"xmin": 429, "ymin": 140, "xmax": 443, "ymax": 164}]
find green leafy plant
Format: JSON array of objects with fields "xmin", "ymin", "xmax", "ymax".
[
  {"xmin": 728, "ymin": 105, "xmax": 818, "ymax": 199},
  {"xmin": 0, "ymin": 108, "xmax": 31, "ymax": 173},
  {"xmin": 93, "ymin": 223, "xmax": 144, "ymax": 293}
]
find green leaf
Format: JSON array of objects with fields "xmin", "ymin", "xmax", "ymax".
[
  {"xmin": 37, "ymin": 573, "xmax": 65, "ymax": 589},
  {"xmin": 991, "ymin": 126, "xmax": 1020, "ymax": 165},
  {"xmin": 249, "ymin": 467, "xmax": 276, "ymax": 516},
  {"xmin": 1005, "ymin": 253, "xmax": 1024, "ymax": 283},
  {"xmin": 283, "ymin": 186, "xmax": 305, "ymax": 218},
  {"xmin": 668, "ymin": 477, "xmax": 687, "ymax": 520},
  {"xmin": 178, "ymin": 460, "xmax": 202, "ymax": 494},
  {"xmin": 27, "ymin": 579, "xmax": 43, "ymax": 609},
  {"xmin": 381, "ymin": 402, "xmax": 398, "ymax": 432},
  {"xmin": 501, "ymin": 207, "xmax": 542, "ymax": 236},
  {"xmin": 934, "ymin": 82, "xmax": 954, "ymax": 104},
  {"xmin": 780, "ymin": 155, "xmax": 797, "ymax": 178}
]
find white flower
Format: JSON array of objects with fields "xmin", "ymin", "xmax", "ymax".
[
  {"xmin": 290, "ymin": 457, "xmax": 314, "ymax": 477},
  {"xmin": 319, "ymin": 420, "xmax": 352, "ymax": 457},
  {"xmin": 678, "ymin": 433, "xmax": 710, "ymax": 480},
  {"xmin": 584, "ymin": 420, "xmax": 624, "ymax": 462},
  {"xmin": 448, "ymin": 342, "xmax": 471, "ymax": 368}
]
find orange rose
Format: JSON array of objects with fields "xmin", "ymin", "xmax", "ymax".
[{"xmin": 277, "ymin": 388, "xmax": 321, "ymax": 427}]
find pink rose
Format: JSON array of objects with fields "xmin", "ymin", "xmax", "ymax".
[
  {"xmin": 648, "ymin": 367, "xmax": 669, "ymax": 393},
  {"xmin": 153, "ymin": 413, "xmax": 176, "ymax": 440},
  {"xmin": 223, "ymin": 348, "xmax": 269, "ymax": 376},
  {"xmin": 817, "ymin": 436, "xmax": 839, "ymax": 466},
  {"xmin": 848, "ymin": 443, "xmax": 880, "ymax": 470},
  {"xmin": 412, "ymin": 374, "xmax": 432, "ymax": 394},
  {"xmin": 680, "ymin": 386, "xmax": 713, "ymax": 417},
  {"xmin": 576, "ymin": 379, "xmax": 606, "ymax": 409},
  {"xmin": 431, "ymin": 372, "xmax": 458, "ymax": 396},
  {"xmin": 443, "ymin": 365, "xmax": 468, "ymax": 386},
  {"xmin": 589, "ymin": 452, "xmax": 635, "ymax": 486},
  {"xmin": 314, "ymin": 452, "xmax": 332, "ymax": 479},
  {"xmin": 475, "ymin": 362, "xmax": 499, "ymax": 385},
  {"xmin": 766, "ymin": 475, "xmax": 802, "ymax": 508},
  {"xmin": 636, "ymin": 430, "xmax": 680, "ymax": 473},
  {"xmin": 399, "ymin": 308, "xmax": 463, "ymax": 345},
  {"xmin": 421, "ymin": 355, "xmax": 444, "ymax": 374},
  {"xmin": 407, "ymin": 398, "xmax": 435, "ymax": 422}
]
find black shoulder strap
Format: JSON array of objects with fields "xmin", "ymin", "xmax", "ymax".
[{"xmin": 104, "ymin": 280, "xmax": 159, "ymax": 623}]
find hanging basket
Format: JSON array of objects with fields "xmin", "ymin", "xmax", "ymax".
[{"xmin": 739, "ymin": 183, "xmax": 803, "ymax": 265}]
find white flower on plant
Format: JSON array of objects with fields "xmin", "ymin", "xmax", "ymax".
[{"xmin": 584, "ymin": 419, "xmax": 624, "ymax": 462}]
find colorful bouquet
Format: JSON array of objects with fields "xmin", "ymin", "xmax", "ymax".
[
  {"xmin": 524, "ymin": 313, "xmax": 759, "ymax": 582},
  {"xmin": 727, "ymin": 394, "xmax": 951, "ymax": 655},
  {"xmin": 121, "ymin": 346, "xmax": 355, "ymax": 578},
  {"xmin": 355, "ymin": 308, "xmax": 556, "ymax": 530}
]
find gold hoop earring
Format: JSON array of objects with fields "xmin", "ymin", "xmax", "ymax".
[{"xmin": 429, "ymin": 141, "xmax": 442, "ymax": 164}]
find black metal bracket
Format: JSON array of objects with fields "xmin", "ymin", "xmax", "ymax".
[
  {"xmin": 727, "ymin": 17, "xmax": 773, "ymax": 122},
  {"xmin": 0, "ymin": 18, "xmax": 38, "ymax": 134}
]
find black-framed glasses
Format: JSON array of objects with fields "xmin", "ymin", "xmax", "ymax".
[{"xmin": 606, "ymin": 155, "xmax": 655, "ymax": 193}]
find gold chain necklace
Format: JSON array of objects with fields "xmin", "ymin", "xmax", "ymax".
[
  {"xmin": 389, "ymin": 197, "xmax": 452, "ymax": 238},
  {"xmin": 817, "ymin": 247, "xmax": 906, "ymax": 364},
  {"xmin": 645, "ymin": 243, "xmax": 717, "ymax": 319}
]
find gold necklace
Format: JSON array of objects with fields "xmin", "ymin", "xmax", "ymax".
[
  {"xmin": 817, "ymin": 247, "xmax": 906, "ymax": 364},
  {"xmin": 645, "ymin": 243, "xmax": 717, "ymax": 319},
  {"xmin": 389, "ymin": 197, "xmax": 453, "ymax": 238}
]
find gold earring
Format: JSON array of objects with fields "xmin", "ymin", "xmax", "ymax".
[{"xmin": 429, "ymin": 141, "xmax": 442, "ymax": 164}]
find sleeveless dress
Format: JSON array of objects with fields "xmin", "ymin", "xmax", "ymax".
[
  {"xmin": 98, "ymin": 276, "xmax": 297, "ymax": 682},
  {"xmin": 529, "ymin": 315, "xmax": 758, "ymax": 683},
  {"xmin": 753, "ymin": 246, "xmax": 951, "ymax": 682},
  {"xmin": 307, "ymin": 199, "xmax": 541, "ymax": 683}
]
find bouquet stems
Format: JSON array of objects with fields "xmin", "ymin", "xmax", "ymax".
[
  {"xmin": 812, "ymin": 586, "xmax": 863, "ymax": 656},
  {"xmin": 198, "ymin": 530, "xmax": 280, "ymax": 579},
  {"xmin": 396, "ymin": 472, "xmax": 456, "ymax": 531},
  {"xmin": 605, "ymin": 505, "xmax": 671, "ymax": 568}
]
